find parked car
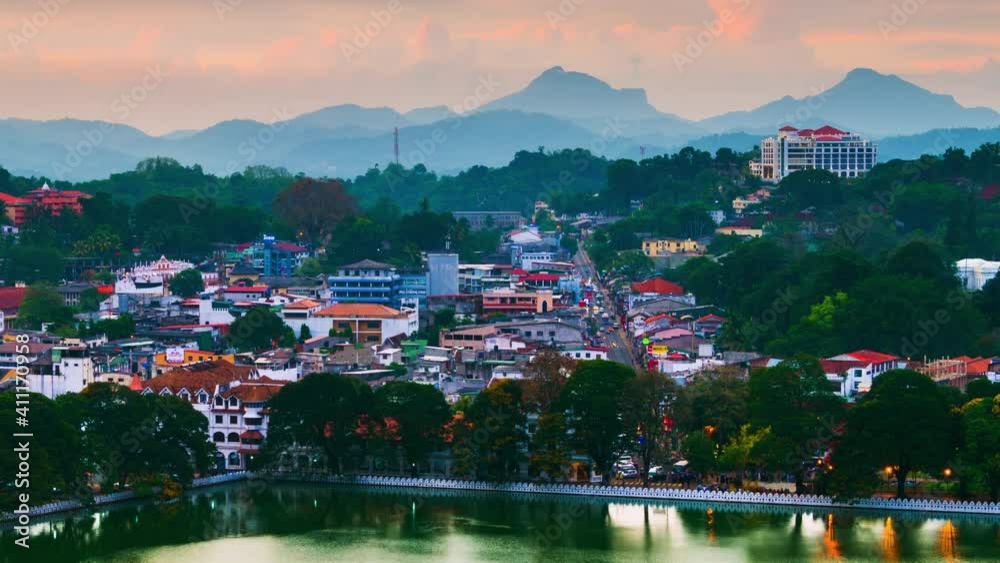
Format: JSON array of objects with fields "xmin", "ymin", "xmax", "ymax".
[
  {"xmin": 648, "ymin": 465, "xmax": 666, "ymax": 481},
  {"xmin": 620, "ymin": 467, "xmax": 639, "ymax": 479}
]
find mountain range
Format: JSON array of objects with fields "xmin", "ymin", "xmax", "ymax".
[{"xmin": 2, "ymin": 67, "xmax": 998, "ymax": 182}]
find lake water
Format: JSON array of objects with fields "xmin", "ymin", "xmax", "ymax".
[{"xmin": 6, "ymin": 482, "xmax": 1000, "ymax": 562}]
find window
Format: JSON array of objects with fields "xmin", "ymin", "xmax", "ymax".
[
  {"xmin": 228, "ymin": 397, "xmax": 238, "ymax": 407},
  {"xmin": 215, "ymin": 415, "xmax": 222, "ymax": 424},
  {"xmin": 227, "ymin": 452, "xmax": 241, "ymax": 466},
  {"xmin": 230, "ymin": 415, "xmax": 238, "ymax": 424},
  {"xmin": 227, "ymin": 432, "xmax": 240, "ymax": 442},
  {"xmin": 198, "ymin": 392, "xmax": 208, "ymax": 404},
  {"xmin": 367, "ymin": 322, "xmax": 379, "ymax": 329},
  {"xmin": 213, "ymin": 432, "xmax": 225, "ymax": 442},
  {"xmin": 215, "ymin": 396, "xmax": 224, "ymax": 406}
]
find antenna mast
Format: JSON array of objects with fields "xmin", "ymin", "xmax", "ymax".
[
  {"xmin": 639, "ymin": 145, "xmax": 646, "ymax": 160},
  {"xmin": 393, "ymin": 127, "xmax": 400, "ymax": 165}
]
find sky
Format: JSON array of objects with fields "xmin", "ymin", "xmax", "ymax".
[{"xmin": 2, "ymin": 0, "xmax": 998, "ymax": 135}]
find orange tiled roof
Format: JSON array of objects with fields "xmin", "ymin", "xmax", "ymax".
[
  {"xmin": 284, "ymin": 299, "xmax": 322, "ymax": 310},
  {"xmin": 219, "ymin": 380, "xmax": 287, "ymax": 403},
  {"xmin": 314, "ymin": 303, "xmax": 406, "ymax": 318},
  {"xmin": 141, "ymin": 359, "xmax": 255, "ymax": 394}
]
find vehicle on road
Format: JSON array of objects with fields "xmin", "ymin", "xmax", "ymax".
[{"xmin": 648, "ymin": 465, "xmax": 666, "ymax": 481}]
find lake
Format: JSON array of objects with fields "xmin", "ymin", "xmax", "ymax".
[{"xmin": 7, "ymin": 482, "xmax": 1000, "ymax": 562}]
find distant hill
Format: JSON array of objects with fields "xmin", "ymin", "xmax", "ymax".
[
  {"xmin": 699, "ymin": 68, "xmax": 1000, "ymax": 137},
  {"xmin": 1, "ymin": 67, "xmax": 998, "ymax": 181},
  {"xmin": 479, "ymin": 66, "xmax": 704, "ymax": 141}
]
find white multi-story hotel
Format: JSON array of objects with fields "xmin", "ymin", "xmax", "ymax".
[{"xmin": 750, "ymin": 125, "xmax": 877, "ymax": 183}]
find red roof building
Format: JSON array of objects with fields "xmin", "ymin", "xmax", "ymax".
[
  {"xmin": 630, "ymin": 277, "xmax": 685, "ymax": 295},
  {"xmin": 0, "ymin": 287, "xmax": 28, "ymax": 316},
  {"xmin": 0, "ymin": 183, "xmax": 91, "ymax": 226}
]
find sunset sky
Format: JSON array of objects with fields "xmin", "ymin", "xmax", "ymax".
[{"xmin": 3, "ymin": 0, "xmax": 998, "ymax": 135}]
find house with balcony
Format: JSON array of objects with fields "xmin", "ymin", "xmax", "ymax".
[
  {"xmin": 139, "ymin": 359, "xmax": 286, "ymax": 471},
  {"xmin": 822, "ymin": 350, "xmax": 904, "ymax": 398},
  {"xmin": 327, "ymin": 259, "xmax": 401, "ymax": 305},
  {"xmin": 312, "ymin": 303, "xmax": 418, "ymax": 344}
]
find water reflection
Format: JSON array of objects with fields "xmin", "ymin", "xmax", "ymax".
[{"xmin": 3, "ymin": 483, "xmax": 999, "ymax": 562}]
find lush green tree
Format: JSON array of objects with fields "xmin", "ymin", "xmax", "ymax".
[
  {"xmin": 718, "ymin": 424, "xmax": 770, "ymax": 476},
  {"xmin": 275, "ymin": 178, "xmax": 356, "ymax": 244},
  {"xmin": 830, "ymin": 370, "xmax": 953, "ymax": 499},
  {"xmin": 779, "ymin": 169, "xmax": 843, "ymax": 209},
  {"xmin": 966, "ymin": 378, "xmax": 1000, "ymax": 401},
  {"xmin": 674, "ymin": 368, "xmax": 748, "ymax": 447},
  {"xmin": 559, "ymin": 360, "xmax": 635, "ymax": 482},
  {"xmin": 227, "ymin": 306, "xmax": 289, "ymax": 351},
  {"xmin": 621, "ymin": 371, "xmax": 679, "ymax": 486},
  {"xmin": 374, "ymin": 381, "xmax": 451, "ymax": 468},
  {"xmin": 521, "ymin": 348, "xmax": 576, "ymax": 413},
  {"xmin": 885, "ymin": 240, "xmax": 956, "ymax": 289},
  {"xmin": 610, "ymin": 250, "xmax": 654, "ymax": 281},
  {"xmin": 0, "ymin": 392, "xmax": 79, "ymax": 509},
  {"xmin": 528, "ymin": 412, "xmax": 570, "ymax": 482},
  {"xmin": 2, "ymin": 244, "xmax": 64, "ymax": 284},
  {"xmin": 16, "ymin": 283, "xmax": 74, "ymax": 331},
  {"xmin": 169, "ymin": 268, "xmax": 206, "ymax": 297},
  {"xmin": 78, "ymin": 287, "xmax": 103, "ymax": 313},
  {"xmin": 264, "ymin": 373, "xmax": 374, "ymax": 473},
  {"xmin": 680, "ymin": 432, "xmax": 716, "ymax": 479},
  {"xmin": 747, "ymin": 356, "xmax": 845, "ymax": 492},
  {"xmin": 460, "ymin": 380, "xmax": 528, "ymax": 481},
  {"xmin": 55, "ymin": 383, "xmax": 211, "ymax": 489},
  {"xmin": 960, "ymin": 396, "xmax": 1000, "ymax": 501},
  {"xmin": 298, "ymin": 324, "xmax": 312, "ymax": 343}
]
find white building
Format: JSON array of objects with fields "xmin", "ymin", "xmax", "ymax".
[
  {"xmin": 956, "ymin": 258, "xmax": 1000, "ymax": 291},
  {"xmin": 750, "ymin": 125, "xmax": 877, "ymax": 182},
  {"xmin": 562, "ymin": 347, "xmax": 609, "ymax": 361},
  {"xmin": 822, "ymin": 350, "xmax": 903, "ymax": 398}
]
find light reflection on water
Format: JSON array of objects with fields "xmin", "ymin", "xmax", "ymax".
[{"xmin": 4, "ymin": 482, "xmax": 999, "ymax": 562}]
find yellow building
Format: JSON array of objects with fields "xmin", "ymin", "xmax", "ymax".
[
  {"xmin": 641, "ymin": 238, "xmax": 705, "ymax": 257},
  {"xmin": 151, "ymin": 350, "xmax": 236, "ymax": 377}
]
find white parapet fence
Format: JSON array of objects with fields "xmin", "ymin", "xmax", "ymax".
[
  {"xmin": 5, "ymin": 471, "xmax": 1000, "ymax": 521},
  {"xmin": 266, "ymin": 473, "xmax": 1000, "ymax": 516}
]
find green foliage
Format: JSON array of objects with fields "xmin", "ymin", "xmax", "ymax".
[
  {"xmin": 621, "ymin": 371, "xmax": 679, "ymax": 485},
  {"xmin": 460, "ymin": 380, "xmax": 528, "ymax": 481},
  {"xmin": 78, "ymin": 287, "xmax": 102, "ymax": 313},
  {"xmin": 960, "ymin": 396, "xmax": 1000, "ymax": 501},
  {"xmin": 680, "ymin": 432, "xmax": 716, "ymax": 478},
  {"xmin": 374, "ymin": 381, "xmax": 451, "ymax": 466},
  {"xmin": 674, "ymin": 369, "xmax": 748, "ymax": 447},
  {"xmin": 830, "ymin": 370, "xmax": 954, "ymax": 499},
  {"xmin": 227, "ymin": 306, "xmax": 290, "ymax": 351},
  {"xmin": 264, "ymin": 373, "xmax": 375, "ymax": 472},
  {"xmin": 0, "ymin": 392, "xmax": 79, "ymax": 508},
  {"xmin": 559, "ymin": 360, "xmax": 635, "ymax": 482},
  {"xmin": 16, "ymin": 283, "xmax": 75, "ymax": 331},
  {"xmin": 3, "ymin": 245, "xmax": 64, "ymax": 284},
  {"xmin": 528, "ymin": 412, "xmax": 570, "ymax": 482},
  {"xmin": 169, "ymin": 268, "xmax": 206, "ymax": 297}
]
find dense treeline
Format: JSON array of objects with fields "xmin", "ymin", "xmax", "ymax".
[
  {"xmin": 0, "ymin": 384, "xmax": 213, "ymax": 510},
  {"xmin": 259, "ymin": 352, "xmax": 1000, "ymax": 500}
]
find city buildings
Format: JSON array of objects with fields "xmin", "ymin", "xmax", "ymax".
[{"xmin": 749, "ymin": 125, "xmax": 878, "ymax": 182}]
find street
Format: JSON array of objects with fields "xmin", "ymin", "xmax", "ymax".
[{"xmin": 575, "ymin": 246, "xmax": 639, "ymax": 369}]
